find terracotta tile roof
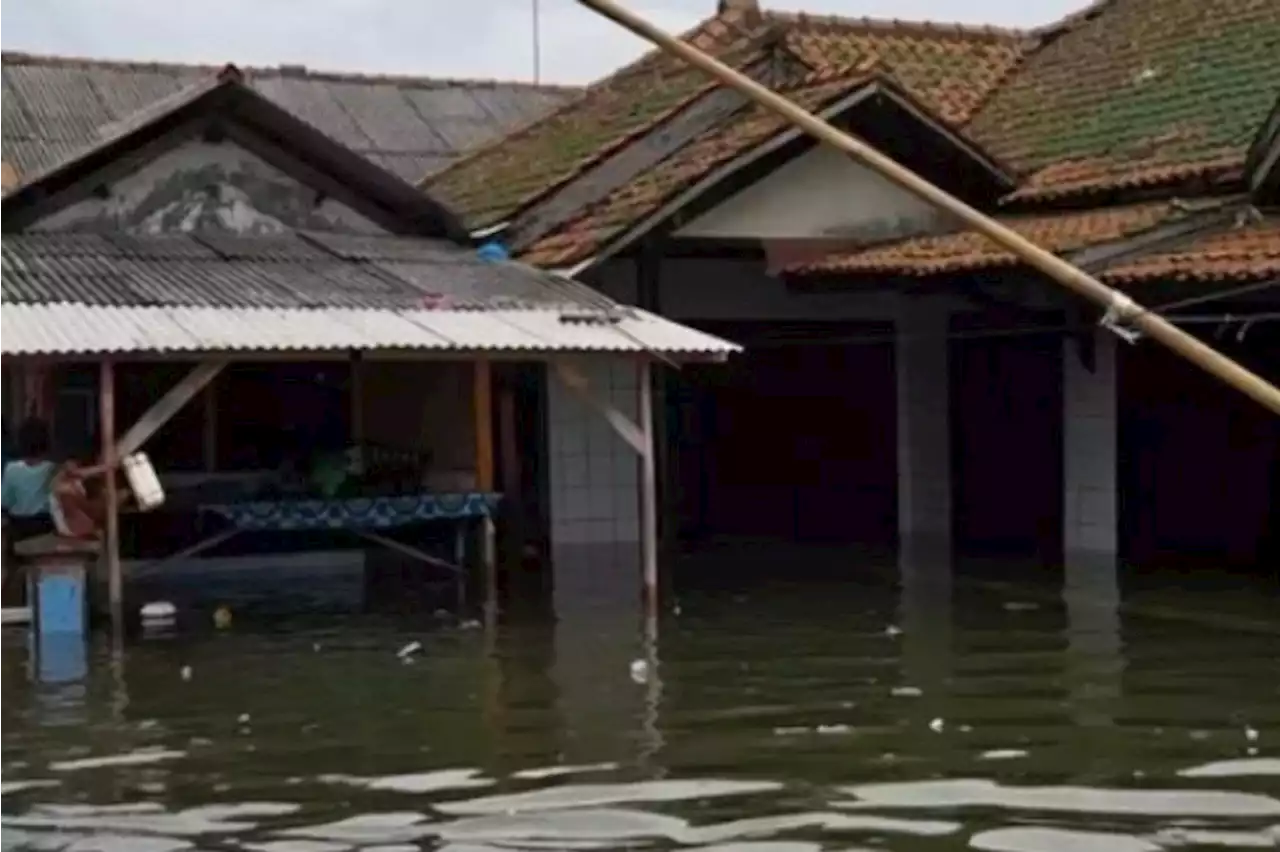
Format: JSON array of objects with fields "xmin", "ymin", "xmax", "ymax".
[
  {"xmin": 969, "ymin": 0, "xmax": 1280, "ymax": 201},
  {"xmin": 424, "ymin": 9, "xmax": 1032, "ymax": 231},
  {"xmin": 776, "ymin": 13, "xmax": 1033, "ymax": 126},
  {"xmin": 1, "ymin": 51, "xmax": 578, "ymax": 183},
  {"xmin": 785, "ymin": 202, "xmax": 1185, "ymax": 276},
  {"xmin": 422, "ymin": 11, "xmax": 772, "ymax": 228},
  {"xmin": 1103, "ymin": 214, "xmax": 1280, "ymax": 282},
  {"xmin": 519, "ymin": 74, "xmax": 871, "ymax": 268}
]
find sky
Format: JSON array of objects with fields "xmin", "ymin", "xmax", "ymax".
[{"xmin": 2, "ymin": 0, "xmax": 1087, "ymax": 85}]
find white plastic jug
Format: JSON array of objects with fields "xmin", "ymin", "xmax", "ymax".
[{"xmin": 122, "ymin": 452, "xmax": 165, "ymax": 512}]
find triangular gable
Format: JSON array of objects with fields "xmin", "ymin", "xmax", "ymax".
[
  {"xmin": 522, "ymin": 70, "xmax": 1012, "ymax": 271},
  {"xmin": 2, "ymin": 66, "xmax": 469, "ymax": 241}
]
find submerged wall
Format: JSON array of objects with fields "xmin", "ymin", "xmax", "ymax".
[{"xmin": 545, "ymin": 356, "xmax": 641, "ymax": 547}]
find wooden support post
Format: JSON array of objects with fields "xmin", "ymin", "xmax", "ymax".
[
  {"xmin": 497, "ymin": 383, "xmax": 522, "ymax": 557},
  {"xmin": 202, "ymin": 375, "xmax": 218, "ymax": 473},
  {"xmin": 474, "ymin": 361, "xmax": 497, "ymax": 608},
  {"xmin": 99, "ymin": 360, "xmax": 122, "ymax": 629},
  {"xmin": 638, "ymin": 359, "xmax": 659, "ymax": 614},
  {"xmin": 637, "ymin": 242, "xmax": 673, "ymax": 558},
  {"xmin": 350, "ymin": 354, "xmax": 365, "ymax": 446}
]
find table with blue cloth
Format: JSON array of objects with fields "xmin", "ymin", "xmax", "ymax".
[{"xmin": 145, "ymin": 492, "xmax": 502, "ymax": 584}]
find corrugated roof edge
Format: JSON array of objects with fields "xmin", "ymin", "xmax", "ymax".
[{"xmin": 0, "ymin": 50, "xmax": 582, "ymax": 94}]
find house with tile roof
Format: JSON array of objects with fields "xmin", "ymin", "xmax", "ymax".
[{"xmin": 422, "ymin": 0, "xmax": 1280, "ymax": 572}]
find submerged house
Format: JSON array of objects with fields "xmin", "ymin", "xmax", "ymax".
[
  {"xmin": 0, "ymin": 66, "xmax": 738, "ymax": 606},
  {"xmin": 422, "ymin": 0, "xmax": 1280, "ymax": 573}
]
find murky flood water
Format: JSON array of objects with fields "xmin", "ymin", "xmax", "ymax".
[{"xmin": 3, "ymin": 547, "xmax": 1279, "ymax": 851}]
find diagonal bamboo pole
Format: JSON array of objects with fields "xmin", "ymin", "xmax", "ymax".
[{"xmin": 575, "ymin": 0, "xmax": 1280, "ymax": 416}]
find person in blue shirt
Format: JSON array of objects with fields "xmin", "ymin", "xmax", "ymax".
[{"xmin": 2, "ymin": 417, "xmax": 57, "ymax": 539}]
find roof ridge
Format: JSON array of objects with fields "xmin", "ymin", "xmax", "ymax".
[
  {"xmin": 579, "ymin": 6, "xmax": 769, "ymax": 93},
  {"xmin": 418, "ymin": 15, "xmax": 775, "ymax": 194},
  {"xmin": 765, "ymin": 9, "xmax": 1031, "ymax": 43},
  {"xmin": 0, "ymin": 49, "xmax": 580, "ymax": 93}
]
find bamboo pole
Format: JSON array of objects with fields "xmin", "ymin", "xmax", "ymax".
[{"xmin": 574, "ymin": 0, "xmax": 1280, "ymax": 416}]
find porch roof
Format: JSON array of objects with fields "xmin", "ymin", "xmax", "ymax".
[
  {"xmin": 0, "ymin": 231, "xmax": 740, "ymax": 360},
  {"xmin": 784, "ymin": 201, "xmax": 1192, "ymax": 277},
  {"xmin": 1104, "ymin": 214, "xmax": 1280, "ymax": 284}
]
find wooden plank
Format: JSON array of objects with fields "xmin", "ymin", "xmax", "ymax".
[
  {"xmin": 117, "ymin": 361, "xmax": 225, "ymax": 459},
  {"xmin": 508, "ymin": 79, "xmax": 756, "ymax": 250}
]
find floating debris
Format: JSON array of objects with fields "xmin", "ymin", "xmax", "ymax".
[
  {"xmin": 396, "ymin": 641, "xmax": 422, "ymax": 660},
  {"xmin": 629, "ymin": 660, "xmax": 649, "ymax": 684},
  {"xmin": 891, "ymin": 686, "xmax": 923, "ymax": 698},
  {"xmin": 180, "ymin": 666, "xmax": 193, "ymax": 682},
  {"xmin": 929, "ymin": 718, "xmax": 945, "ymax": 733}
]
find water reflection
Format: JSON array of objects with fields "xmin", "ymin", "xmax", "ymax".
[
  {"xmin": 2, "ymin": 546, "xmax": 1279, "ymax": 851},
  {"xmin": 1063, "ymin": 550, "xmax": 1124, "ymax": 730}
]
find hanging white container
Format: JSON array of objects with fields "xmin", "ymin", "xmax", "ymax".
[{"xmin": 122, "ymin": 452, "xmax": 165, "ymax": 512}]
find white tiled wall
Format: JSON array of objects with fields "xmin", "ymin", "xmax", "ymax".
[
  {"xmin": 1063, "ymin": 330, "xmax": 1118, "ymax": 555},
  {"xmin": 546, "ymin": 357, "xmax": 642, "ymax": 546}
]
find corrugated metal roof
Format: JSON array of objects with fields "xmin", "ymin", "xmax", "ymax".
[
  {"xmin": 1, "ymin": 303, "xmax": 739, "ymax": 358},
  {"xmin": 1, "ymin": 231, "xmax": 615, "ymax": 312},
  {"xmin": 1, "ymin": 53, "xmax": 581, "ymax": 181}
]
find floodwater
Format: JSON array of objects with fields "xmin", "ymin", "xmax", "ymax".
[{"xmin": 3, "ymin": 545, "xmax": 1279, "ymax": 851}]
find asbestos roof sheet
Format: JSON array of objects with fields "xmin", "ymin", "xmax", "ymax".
[
  {"xmin": 1, "ymin": 303, "xmax": 739, "ymax": 359},
  {"xmin": 1, "ymin": 52, "xmax": 580, "ymax": 181}
]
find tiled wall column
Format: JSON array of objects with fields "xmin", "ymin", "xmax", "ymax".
[
  {"xmin": 1063, "ymin": 330, "xmax": 1118, "ymax": 555},
  {"xmin": 546, "ymin": 357, "xmax": 642, "ymax": 549},
  {"xmin": 896, "ymin": 300, "xmax": 952, "ymax": 544}
]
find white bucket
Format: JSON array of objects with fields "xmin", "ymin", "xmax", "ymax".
[{"xmin": 122, "ymin": 452, "xmax": 165, "ymax": 512}]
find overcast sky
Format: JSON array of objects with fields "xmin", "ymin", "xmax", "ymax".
[{"xmin": 3, "ymin": 1, "xmax": 1085, "ymax": 85}]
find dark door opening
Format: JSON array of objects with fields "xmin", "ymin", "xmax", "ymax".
[
  {"xmin": 951, "ymin": 320, "xmax": 1063, "ymax": 558},
  {"xmin": 1119, "ymin": 325, "xmax": 1280, "ymax": 574},
  {"xmin": 668, "ymin": 321, "xmax": 897, "ymax": 546}
]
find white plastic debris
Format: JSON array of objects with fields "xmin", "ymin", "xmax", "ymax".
[
  {"xmin": 884, "ymin": 624, "xmax": 903, "ymax": 637},
  {"xmin": 891, "ymin": 686, "xmax": 923, "ymax": 698},
  {"xmin": 1245, "ymin": 726, "xmax": 1260, "ymax": 742},
  {"xmin": 180, "ymin": 666, "xmax": 193, "ymax": 682},
  {"xmin": 237, "ymin": 713, "xmax": 251, "ymax": 724},
  {"xmin": 629, "ymin": 659, "xmax": 649, "ymax": 684},
  {"xmin": 397, "ymin": 641, "xmax": 422, "ymax": 659},
  {"xmin": 929, "ymin": 718, "xmax": 945, "ymax": 733}
]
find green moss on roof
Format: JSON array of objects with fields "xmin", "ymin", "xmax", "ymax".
[{"xmin": 971, "ymin": 0, "xmax": 1280, "ymax": 196}]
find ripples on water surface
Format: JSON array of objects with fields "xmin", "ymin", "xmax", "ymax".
[{"xmin": 3, "ymin": 548, "xmax": 1279, "ymax": 851}]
